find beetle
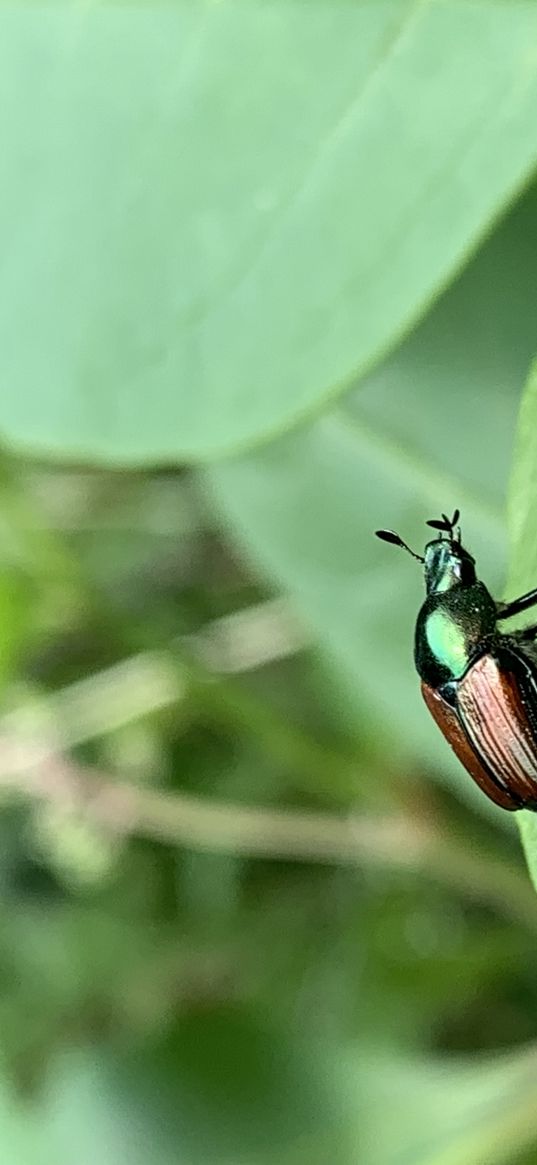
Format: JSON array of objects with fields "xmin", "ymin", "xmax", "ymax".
[{"xmin": 375, "ymin": 509, "xmax": 537, "ymax": 811}]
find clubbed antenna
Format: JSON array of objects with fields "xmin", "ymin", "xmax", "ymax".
[
  {"xmin": 426, "ymin": 508, "xmax": 460, "ymax": 540},
  {"xmin": 375, "ymin": 529, "xmax": 424, "ymax": 563}
]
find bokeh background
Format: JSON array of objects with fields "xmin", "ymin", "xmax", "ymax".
[{"xmin": 2, "ymin": 2, "xmax": 537, "ymax": 1162}]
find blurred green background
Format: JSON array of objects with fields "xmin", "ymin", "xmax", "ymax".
[{"xmin": 3, "ymin": 2, "xmax": 537, "ymax": 1162}]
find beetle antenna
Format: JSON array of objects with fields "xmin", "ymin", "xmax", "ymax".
[
  {"xmin": 448, "ymin": 509, "xmax": 461, "ymax": 544},
  {"xmin": 448, "ymin": 509, "xmax": 460, "ymax": 543},
  {"xmin": 426, "ymin": 517, "xmax": 451, "ymax": 533},
  {"xmin": 426, "ymin": 508, "xmax": 461, "ymax": 541},
  {"xmin": 375, "ymin": 529, "xmax": 424, "ymax": 563}
]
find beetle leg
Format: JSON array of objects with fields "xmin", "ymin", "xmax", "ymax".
[
  {"xmin": 514, "ymin": 625, "xmax": 537, "ymax": 643},
  {"xmin": 497, "ymin": 587, "xmax": 537, "ymax": 620}
]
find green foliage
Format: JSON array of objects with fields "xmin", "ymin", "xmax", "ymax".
[
  {"xmin": 507, "ymin": 362, "xmax": 537, "ymax": 887},
  {"xmin": 1, "ymin": 4, "xmax": 537, "ymax": 1163},
  {"xmin": 2, "ymin": 2, "xmax": 537, "ymax": 459}
]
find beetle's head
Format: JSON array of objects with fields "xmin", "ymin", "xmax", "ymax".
[
  {"xmin": 375, "ymin": 509, "xmax": 477, "ymax": 595},
  {"xmin": 423, "ymin": 535, "xmax": 476, "ymax": 595}
]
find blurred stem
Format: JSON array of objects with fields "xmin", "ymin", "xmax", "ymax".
[
  {"xmin": 0, "ymin": 741, "xmax": 534, "ymax": 931},
  {"xmin": 0, "ymin": 640, "xmax": 533, "ymax": 928}
]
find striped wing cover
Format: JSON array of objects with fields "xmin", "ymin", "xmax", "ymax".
[{"xmin": 422, "ymin": 650, "xmax": 537, "ymax": 810}]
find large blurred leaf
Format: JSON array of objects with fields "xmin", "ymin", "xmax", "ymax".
[
  {"xmin": 507, "ymin": 361, "xmax": 537, "ymax": 583},
  {"xmin": 507, "ymin": 361, "xmax": 537, "ymax": 884},
  {"xmin": 3, "ymin": 3, "xmax": 537, "ymax": 461},
  {"xmin": 204, "ymin": 184, "xmax": 537, "ymax": 809}
]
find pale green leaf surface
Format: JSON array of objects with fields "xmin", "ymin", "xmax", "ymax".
[
  {"xmin": 3, "ymin": 3, "xmax": 537, "ymax": 460},
  {"xmin": 0, "ymin": 1081, "xmax": 43, "ymax": 1165},
  {"xmin": 507, "ymin": 361, "xmax": 537, "ymax": 886},
  {"xmin": 204, "ymin": 187, "xmax": 537, "ymax": 811},
  {"xmin": 351, "ymin": 1046, "xmax": 537, "ymax": 1165},
  {"xmin": 348, "ymin": 183, "xmax": 537, "ymax": 508}
]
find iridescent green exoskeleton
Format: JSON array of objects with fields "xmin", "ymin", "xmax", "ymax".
[{"xmin": 376, "ymin": 510, "xmax": 537, "ymax": 811}]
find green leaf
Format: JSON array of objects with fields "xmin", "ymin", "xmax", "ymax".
[
  {"xmin": 0, "ymin": 1083, "xmax": 42, "ymax": 1165},
  {"xmin": 204, "ymin": 183, "xmax": 537, "ymax": 811},
  {"xmin": 349, "ymin": 1046, "xmax": 537, "ymax": 1165},
  {"xmin": 27, "ymin": 1031, "xmax": 537, "ymax": 1165},
  {"xmin": 507, "ymin": 360, "xmax": 537, "ymax": 585},
  {"xmin": 507, "ymin": 360, "xmax": 537, "ymax": 886},
  {"xmin": 43, "ymin": 1015, "xmax": 352, "ymax": 1165},
  {"xmin": 3, "ymin": 2, "xmax": 537, "ymax": 461}
]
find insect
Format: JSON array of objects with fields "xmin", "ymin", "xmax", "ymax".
[{"xmin": 375, "ymin": 509, "xmax": 537, "ymax": 811}]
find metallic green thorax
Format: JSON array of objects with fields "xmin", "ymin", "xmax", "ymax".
[{"xmin": 414, "ymin": 540, "xmax": 497, "ymax": 689}]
